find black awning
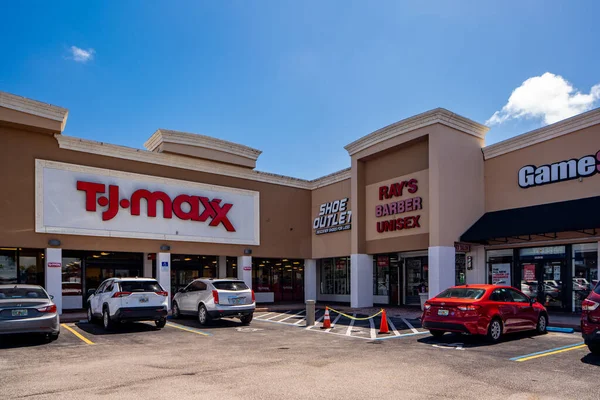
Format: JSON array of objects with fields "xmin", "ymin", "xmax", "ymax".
[{"xmin": 460, "ymin": 196, "xmax": 600, "ymax": 244}]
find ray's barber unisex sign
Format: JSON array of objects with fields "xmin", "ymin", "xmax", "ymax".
[
  {"xmin": 35, "ymin": 160, "xmax": 260, "ymax": 245},
  {"xmin": 518, "ymin": 151, "xmax": 600, "ymax": 188},
  {"xmin": 313, "ymin": 198, "xmax": 352, "ymax": 235}
]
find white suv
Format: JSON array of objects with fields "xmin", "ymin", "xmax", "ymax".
[
  {"xmin": 172, "ymin": 278, "xmax": 255, "ymax": 326},
  {"xmin": 86, "ymin": 278, "xmax": 169, "ymax": 330}
]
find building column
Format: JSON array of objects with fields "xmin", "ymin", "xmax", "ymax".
[
  {"xmin": 218, "ymin": 256, "xmax": 227, "ymax": 278},
  {"xmin": 143, "ymin": 253, "xmax": 153, "ymax": 278},
  {"xmin": 466, "ymin": 245, "xmax": 486, "ymax": 284},
  {"xmin": 238, "ymin": 256, "xmax": 252, "ymax": 289},
  {"xmin": 350, "ymin": 254, "xmax": 373, "ymax": 308},
  {"xmin": 45, "ymin": 248, "xmax": 63, "ymax": 315},
  {"xmin": 428, "ymin": 246, "xmax": 456, "ymax": 299},
  {"xmin": 156, "ymin": 252, "xmax": 171, "ymax": 310},
  {"xmin": 304, "ymin": 259, "xmax": 317, "ymax": 301}
]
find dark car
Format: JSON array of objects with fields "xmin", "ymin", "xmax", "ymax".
[
  {"xmin": 421, "ymin": 284, "xmax": 548, "ymax": 342},
  {"xmin": 581, "ymin": 283, "xmax": 600, "ymax": 355}
]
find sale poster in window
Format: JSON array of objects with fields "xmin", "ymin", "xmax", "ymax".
[{"xmin": 492, "ymin": 263, "xmax": 511, "ymax": 285}]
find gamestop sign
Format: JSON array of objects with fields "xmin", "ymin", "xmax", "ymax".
[
  {"xmin": 518, "ymin": 151, "xmax": 600, "ymax": 188},
  {"xmin": 35, "ymin": 160, "xmax": 260, "ymax": 245}
]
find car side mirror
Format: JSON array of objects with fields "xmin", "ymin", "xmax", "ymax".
[
  {"xmin": 530, "ymin": 297, "xmax": 536, "ymax": 305},
  {"xmin": 50, "ymin": 295, "xmax": 54, "ymax": 300},
  {"xmin": 87, "ymin": 288, "xmax": 96, "ymax": 296}
]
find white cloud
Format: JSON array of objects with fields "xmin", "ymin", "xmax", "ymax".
[
  {"xmin": 486, "ymin": 72, "xmax": 600, "ymax": 126},
  {"xmin": 69, "ymin": 46, "xmax": 95, "ymax": 63}
]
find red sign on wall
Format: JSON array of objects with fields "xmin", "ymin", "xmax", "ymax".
[{"xmin": 523, "ymin": 264, "xmax": 536, "ymax": 281}]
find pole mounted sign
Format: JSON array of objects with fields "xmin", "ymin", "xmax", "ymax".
[{"xmin": 35, "ymin": 160, "xmax": 260, "ymax": 245}]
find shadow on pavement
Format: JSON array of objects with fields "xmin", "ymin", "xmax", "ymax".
[
  {"xmin": 581, "ymin": 352, "xmax": 600, "ymax": 366},
  {"xmin": 168, "ymin": 316, "xmax": 248, "ymax": 330},
  {"xmin": 0, "ymin": 333, "xmax": 54, "ymax": 349},
  {"xmin": 75, "ymin": 321, "xmax": 160, "ymax": 336},
  {"xmin": 417, "ymin": 330, "xmax": 539, "ymax": 348}
]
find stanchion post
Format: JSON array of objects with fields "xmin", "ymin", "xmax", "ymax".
[{"xmin": 305, "ymin": 300, "xmax": 315, "ymax": 327}]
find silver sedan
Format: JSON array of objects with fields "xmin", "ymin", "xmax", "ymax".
[{"xmin": 0, "ymin": 284, "xmax": 60, "ymax": 340}]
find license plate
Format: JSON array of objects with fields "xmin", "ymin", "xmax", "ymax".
[
  {"xmin": 438, "ymin": 309, "xmax": 449, "ymax": 316},
  {"xmin": 12, "ymin": 309, "xmax": 28, "ymax": 317},
  {"xmin": 139, "ymin": 296, "xmax": 149, "ymax": 303},
  {"xmin": 229, "ymin": 297, "xmax": 244, "ymax": 305}
]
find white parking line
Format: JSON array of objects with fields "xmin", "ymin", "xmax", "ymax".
[
  {"xmin": 369, "ymin": 318, "xmax": 376, "ymax": 339},
  {"xmin": 325, "ymin": 313, "xmax": 342, "ymax": 332},
  {"xmin": 401, "ymin": 317, "xmax": 419, "ymax": 334},
  {"xmin": 255, "ymin": 312, "xmax": 274, "ymax": 320},
  {"xmin": 387, "ymin": 318, "xmax": 400, "ymax": 336},
  {"xmin": 279, "ymin": 310, "xmax": 304, "ymax": 323},
  {"xmin": 345, "ymin": 314, "xmax": 356, "ymax": 336},
  {"xmin": 266, "ymin": 311, "xmax": 289, "ymax": 321}
]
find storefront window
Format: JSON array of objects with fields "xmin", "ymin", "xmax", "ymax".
[
  {"xmin": 572, "ymin": 243, "xmax": 598, "ymax": 312},
  {"xmin": 486, "ymin": 249, "xmax": 513, "ymax": 285},
  {"xmin": 171, "ymin": 255, "xmax": 218, "ymax": 294},
  {"xmin": 405, "ymin": 256, "xmax": 428, "ymax": 305},
  {"xmin": 455, "ymin": 253, "xmax": 466, "ymax": 285},
  {"xmin": 0, "ymin": 248, "xmax": 44, "ymax": 286},
  {"xmin": 62, "ymin": 256, "xmax": 83, "ymax": 297},
  {"xmin": 319, "ymin": 257, "xmax": 350, "ymax": 295},
  {"xmin": 253, "ymin": 259, "xmax": 273, "ymax": 292},
  {"xmin": 0, "ymin": 248, "xmax": 17, "ymax": 284},
  {"xmin": 226, "ymin": 256, "xmax": 238, "ymax": 278},
  {"xmin": 253, "ymin": 258, "xmax": 304, "ymax": 301},
  {"xmin": 373, "ymin": 256, "xmax": 390, "ymax": 296}
]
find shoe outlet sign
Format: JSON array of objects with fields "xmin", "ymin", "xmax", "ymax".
[
  {"xmin": 35, "ymin": 160, "xmax": 260, "ymax": 245},
  {"xmin": 313, "ymin": 198, "xmax": 352, "ymax": 235}
]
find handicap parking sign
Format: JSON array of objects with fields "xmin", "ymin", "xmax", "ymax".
[{"xmin": 161, "ymin": 261, "xmax": 169, "ymax": 268}]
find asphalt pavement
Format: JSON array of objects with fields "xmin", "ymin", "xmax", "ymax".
[{"xmin": 0, "ymin": 312, "xmax": 597, "ymax": 400}]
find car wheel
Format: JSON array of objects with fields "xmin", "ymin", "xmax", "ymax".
[
  {"xmin": 87, "ymin": 305, "xmax": 95, "ymax": 323},
  {"xmin": 240, "ymin": 313, "xmax": 253, "ymax": 325},
  {"xmin": 172, "ymin": 302, "xmax": 181, "ymax": 319},
  {"xmin": 588, "ymin": 344, "xmax": 600, "ymax": 355},
  {"xmin": 536, "ymin": 314, "xmax": 548, "ymax": 335},
  {"xmin": 198, "ymin": 304, "xmax": 210, "ymax": 326},
  {"xmin": 430, "ymin": 330, "xmax": 445, "ymax": 338},
  {"xmin": 155, "ymin": 318, "xmax": 167, "ymax": 329},
  {"xmin": 103, "ymin": 308, "xmax": 115, "ymax": 331},
  {"xmin": 486, "ymin": 318, "xmax": 503, "ymax": 343}
]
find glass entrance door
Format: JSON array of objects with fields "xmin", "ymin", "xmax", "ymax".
[
  {"xmin": 404, "ymin": 257, "xmax": 428, "ymax": 306},
  {"xmin": 520, "ymin": 260, "xmax": 565, "ymax": 310}
]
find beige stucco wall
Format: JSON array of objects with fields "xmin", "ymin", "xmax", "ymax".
[
  {"xmin": 429, "ymin": 124, "xmax": 486, "ymax": 247},
  {"xmin": 159, "ymin": 142, "xmax": 256, "ymax": 169},
  {"xmin": 485, "ymin": 124, "xmax": 600, "ymax": 212},
  {"xmin": 311, "ymin": 179, "xmax": 352, "ymax": 259}
]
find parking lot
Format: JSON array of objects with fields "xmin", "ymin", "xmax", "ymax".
[{"xmin": 0, "ymin": 310, "xmax": 598, "ymax": 400}]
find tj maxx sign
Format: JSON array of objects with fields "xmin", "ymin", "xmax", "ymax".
[{"xmin": 35, "ymin": 160, "xmax": 260, "ymax": 245}]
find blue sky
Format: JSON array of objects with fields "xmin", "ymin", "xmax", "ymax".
[{"xmin": 1, "ymin": 1, "xmax": 600, "ymax": 179}]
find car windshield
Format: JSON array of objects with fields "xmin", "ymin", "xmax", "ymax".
[
  {"xmin": 119, "ymin": 281, "xmax": 163, "ymax": 292},
  {"xmin": 212, "ymin": 281, "xmax": 249, "ymax": 291},
  {"xmin": 0, "ymin": 287, "xmax": 48, "ymax": 299},
  {"xmin": 436, "ymin": 288, "xmax": 485, "ymax": 299}
]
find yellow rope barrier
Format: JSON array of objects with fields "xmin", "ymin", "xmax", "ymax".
[{"xmin": 325, "ymin": 306, "xmax": 384, "ymax": 320}]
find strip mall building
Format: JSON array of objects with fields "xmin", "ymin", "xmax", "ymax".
[{"xmin": 1, "ymin": 91, "xmax": 599, "ymax": 314}]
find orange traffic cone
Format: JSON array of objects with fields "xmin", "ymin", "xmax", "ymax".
[
  {"xmin": 379, "ymin": 309, "xmax": 390, "ymax": 334},
  {"xmin": 321, "ymin": 307, "xmax": 331, "ymax": 329}
]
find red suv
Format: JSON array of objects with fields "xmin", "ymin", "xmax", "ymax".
[
  {"xmin": 421, "ymin": 284, "xmax": 548, "ymax": 342},
  {"xmin": 581, "ymin": 283, "xmax": 600, "ymax": 355}
]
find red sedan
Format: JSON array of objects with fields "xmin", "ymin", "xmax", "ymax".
[
  {"xmin": 421, "ymin": 284, "xmax": 548, "ymax": 342},
  {"xmin": 581, "ymin": 282, "xmax": 600, "ymax": 355}
]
